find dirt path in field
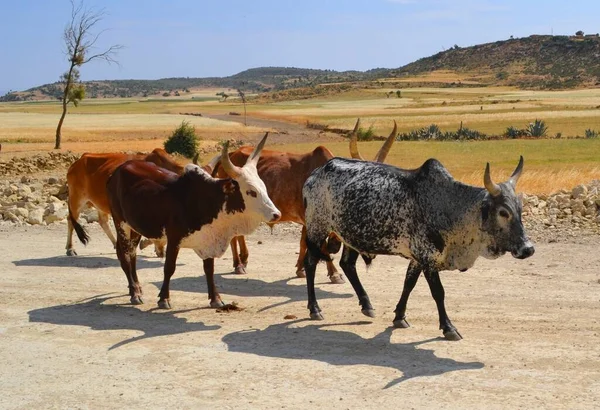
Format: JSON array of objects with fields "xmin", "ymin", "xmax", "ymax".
[{"xmin": 0, "ymin": 223, "xmax": 599, "ymax": 409}]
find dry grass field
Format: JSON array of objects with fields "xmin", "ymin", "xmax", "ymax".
[{"xmin": 1, "ymin": 86, "xmax": 599, "ymax": 194}]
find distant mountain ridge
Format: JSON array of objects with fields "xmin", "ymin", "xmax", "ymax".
[{"xmin": 3, "ymin": 34, "xmax": 599, "ymax": 102}]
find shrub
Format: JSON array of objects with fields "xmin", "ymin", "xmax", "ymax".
[
  {"xmin": 585, "ymin": 129, "xmax": 599, "ymax": 139},
  {"xmin": 504, "ymin": 126, "xmax": 525, "ymax": 139},
  {"xmin": 164, "ymin": 121, "xmax": 199, "ymax": 158},
  {"xmin": 525, "ymin": 119, "xmax": 548, "ymax": 138},
  {"xmin": 356, "ymin": 125, "xmax": 376, "ymax": 141}
]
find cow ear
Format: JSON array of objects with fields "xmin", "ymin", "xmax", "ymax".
[{"xmin": 222, "ymin": 180, "xmax": 238, "ymax": 194}]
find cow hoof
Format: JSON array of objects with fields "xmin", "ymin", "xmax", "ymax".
[
  {"xmin": 393, "ymin": 319, "xmax": 410, "ymax": 328},
  {"xmin": 443, "ymin": 329, "xmax": 463, "ymax": 341},
  {"xmin": 295, "ymin": 269, "xmax": 306, "ymax": 278},
  {"xmin": 158, "ymin": 299, "xmax": 171, "ymax": 309},
  {"xmin": 234, "ymin": 264, "xmax": 247, "ymax": 275},
  {"xmin": 361, "ymin": 309, "xmax": 376, "ymax": 318},
  {"xmin": 130, "ymin": 296, "xmax": 144, "ymax": 305},
  {"xmin": 329, "ymin": 274, "xmax": 345, "ymax": 284},
  {"xmin": 210, "ymin": 300, "xmax": 225, "ymax": 308},
  {"xmin": 139, "ymin": 239, "xmax": 151, "ymax": 250},
  {"xmin": 155, "ymin": 250, "xmax": 165, "ymax": 258},
  {"xmin": 310, "ymin": 312, "xmax": 324, "ymax": 320},
  {"xmin": 66, "ymin": 249, "xmax": 77, "ymax": 256}
]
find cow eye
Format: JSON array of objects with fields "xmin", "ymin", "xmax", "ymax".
[
  {"xmin": 246, "ymin": 190, "xmax": 257, "ymax": 198},
  {"xmin": 499, "ymin": 209, "xmax": 510, "ymax": 218}
]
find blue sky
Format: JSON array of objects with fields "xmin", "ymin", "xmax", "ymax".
[{"xmin": 1, "ymin": 0, "xmax": 599, "ymax": 93}]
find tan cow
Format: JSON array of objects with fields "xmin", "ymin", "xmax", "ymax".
[
  {"xmin": 66, "ymin": 148, "xmax": 193, "ymax": 256},
  {"xmin": 212, "ymin": 120, "xmax": 397, "ymax": 283}
]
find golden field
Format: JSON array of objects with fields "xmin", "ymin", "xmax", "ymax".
[{"xmin": 1, "ymin": 86, "xmax": 599, "ymax": 195}]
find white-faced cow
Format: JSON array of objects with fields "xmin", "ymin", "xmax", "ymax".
[
  {"xmin": 302, "ymin": 156, "xmax": 534, "ymax": 340},
  {"xmin": 70, "ymin": 134, "xmax": 280, "ymax": 309},
  {"xmin": 212, "ymin": 119, "xmax": 396, "ymax": 284}
]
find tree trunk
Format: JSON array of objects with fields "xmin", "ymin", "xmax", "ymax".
[
  {"xmin": 55, "ymin": 60, "xmax": 76, "ymax": 150},
  {"xmin": 54, "ymin": 102, "xmax": 68, "ymax": 149}
]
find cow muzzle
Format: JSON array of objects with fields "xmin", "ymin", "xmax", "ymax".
[
  {"xmin": 512, "ymin": 242, "xmax": 535, "ymax": 259},
  {"xmin": 270, "ymin": 211, "xmax": 281, "ymax": 223}
]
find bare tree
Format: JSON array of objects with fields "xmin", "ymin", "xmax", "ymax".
[
  {"xmin": 237, "ymin": 89, "xmax": 247, "ymax": 126},
  {"xmin": 54, "ymin": 0, "xmax": 122, "ymax": 149}
]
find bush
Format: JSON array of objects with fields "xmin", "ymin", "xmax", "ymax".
[
  {"xmin": 504, "ymin": 126, "xmax": 525, "ymax": 139},
  {"xmin": 585, "ymin": 129, "xmax": 599, "ymax": 139},
  {"xmin": 164, "ymin": 121, "xmax": 199, "ymax": 158},
  {"xmin": 525, "ymin": 119, "xmax": 548, "ymax": 137},
  {"xmin": 356, "ymin": 125, "xmax": 376, "ymax": 141}
]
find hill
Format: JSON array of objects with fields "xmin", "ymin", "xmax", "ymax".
[
  {"xmin": 394, "ymin": 34, "xmax": 600, "ymax": 89},
  {"xmin": 3, "ymin": 34, "xmax": 599, "ymax": 102}
]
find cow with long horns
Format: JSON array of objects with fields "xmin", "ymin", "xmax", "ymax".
[
  {"xmin": 68, "ymin": 134, "xmax": 281, "ymax": 309},
  {"xmin": 302, "ymin": 155, "xmax": 534, "ymax": 340}
]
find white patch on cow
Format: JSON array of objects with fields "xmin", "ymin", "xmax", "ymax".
[
  {"xmin": 184, "ymin": 164, "xmax": 210, "ymax": 176},
  {"xmin": 179, "ymin": 207, "xmax": 265, "ymax": 259},
  {"xmin": 236, "ymin": 165, "xmax": 280, "ymax": 223}
]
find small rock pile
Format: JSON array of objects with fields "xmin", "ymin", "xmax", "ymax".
[
  {"xmin": 0, "ymin": 151, "xmax": 80, "ymax": 176},
  {"xmin": 522, "ymin": 181, "xmax": 600, "ymax": 241},
  {"xmin": 0, "ymin": 176, "xmax": 98, "ymax": 227}
]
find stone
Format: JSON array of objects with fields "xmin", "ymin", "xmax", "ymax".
[
  {"xmin": 47, "ymin": 177, "xmax": 59, "ymax": 185},
  {"xmin": 571, "ymin": 185, "xmax": 588, "ymax": 199},
  {"xmin": 14, "ymin": 207, "xmax": 29, "ymax": 219},
  {"xmin": 27, "ymin": 208, "xmax": 44, "ymax": 225}
]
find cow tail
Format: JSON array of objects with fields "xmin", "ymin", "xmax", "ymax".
[{"xmin": 68, "ymin": 204, "xmax": 90, "ymax": 245}]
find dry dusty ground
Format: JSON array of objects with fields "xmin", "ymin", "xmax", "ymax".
[{"xmin": 0, "ymin": 222, "xmax": 599, "ymax": 409}]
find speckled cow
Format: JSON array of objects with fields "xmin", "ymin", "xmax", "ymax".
[{"xmin": 302, "ymin": 156, "xmax": 534, "ymax": 340}]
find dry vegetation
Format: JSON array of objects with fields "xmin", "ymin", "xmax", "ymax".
[{"xmin": 1, "ymin": 86, "xmax": 599, "ymax": 194}]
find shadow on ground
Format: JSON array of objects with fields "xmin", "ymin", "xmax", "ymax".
[
  {"xmin": 27, "ymin": 294, "xmax": 219, "ymax": 350},
  {"xmin": 162, "ymin": 273, "xmax": 353, "ymax": 312},
  {"xmin": 13, "ymin": 254, "xmax": 163, "ymax": 270},
  {"xmin": 223, "ymin": 320, "xmax": 484, "ymax": 388}
]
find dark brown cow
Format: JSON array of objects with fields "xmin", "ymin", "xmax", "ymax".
[
  {"xmin": 65, "ymin": 148, "xmax": 199, "ymax": 256},
  {"xmin": 213, "ymin": 119, "xmax": 396, "ymax": 283},
  {"xmin": 76, "ymin": 134, "xmax": 280, "ymax": 309}
]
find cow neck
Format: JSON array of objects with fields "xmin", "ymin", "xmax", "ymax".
[{"xmin": 171, "ymin": 171, "xmax": 245, "ymax": 233}]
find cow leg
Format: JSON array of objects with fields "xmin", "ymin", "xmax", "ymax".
[
  {"xmin": 115, "ymin": 224, "xmax": 143, "ymax": 305},
  {"xmin": 326, "ymin": 235, "xmax": 344, "ymax": 284},
  {"xmin": 153, "ymin": 239, "xmax": 166, "ymax": 258},
  {"xmin": 201, "ymin": 257, "xmax": 225, "ymax": 308},
  {"xmin": 423, "ymin": 268, "xmax": 462, "ymax": 341},
  {"xmin": 295, "ymin": 227, "xmax": 308, "ymax": 278},
  {"xmin": 158, "ymin": 243, "xmax": 180, "ymax": 309},
  {"xmin": 97, "ymin": 211, "xmax": 117, "ymax": 248},
  {"xmin": 230, "ymin": 236, "xmax": 247, "ymax": 275},
  {"xmin": 393, "ymin": 260, "xmax": 422, "ymax": 328},
  {"xmin": 66, "ymin": 198, "xmax": 85, "ymax": 256},
  {"xmin": 304, "ymin": 249, "xmax": 323, "ymax": 320},
  {"xmin": 238, "ymin": 236, "xmax": 249, "ymax": 266},
  {"xmin": 339, "ymin": 247, "xmax": 374, "ymax": 318}
]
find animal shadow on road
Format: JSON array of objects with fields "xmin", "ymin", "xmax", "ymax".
[
  {"xmin": 27, "ymin": 294, "xmax": 220, "ymax": 350},
  {"xmin": 13, "ymin": 254, "xmax": 163, "ymax": 270},
  {"xmin": 223, "ymin": 320, "xmax": 484, "ymax": 388},
  {"xmin": 162, "ymin": 273, "xmax": 353, "ymax": 312}
]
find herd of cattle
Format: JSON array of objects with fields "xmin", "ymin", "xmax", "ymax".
[{"xmin": 66, "ymin": 120, "xmax": 534, "ymax": 340}]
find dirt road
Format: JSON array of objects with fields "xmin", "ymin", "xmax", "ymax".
[{"xmin": 0, "ymin": 223, "xmax": 599, "ymax": 409}]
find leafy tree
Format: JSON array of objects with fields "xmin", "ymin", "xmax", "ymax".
[
  {"xmin": 164, "ymin": 121, "xmax": 199, "ymax": 158},
  {"xmin": 55, "ymin": 0, "xmax": 122, "ymax": 149},
  {"xmin": 576, "ymin": 30, "xmax": 584, "ymax": 36}
]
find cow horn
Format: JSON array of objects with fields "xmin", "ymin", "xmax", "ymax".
[
  {"xmin": 374, "ymin": 120, "xmax": 397, "ymax": 163},
  {"xmin": 349, "ymin": 118, "xmax": 364, "ymax": 160},
  {"xmin": 192, "ymin": 153, "xmax": 199, "ymax": 165},
  {"xmin": 509, "ymin": 156, "xmax": 524, "ymax": 187},
  {"xmin": 246, "ymin": 132, "xmax": 268, "ymax": 167},
  {"xmin": 221, "ymin": 141, "xmax": 242, "ymax": 178},
  {"xmin": 484, "ymin": 163, "xmax": 502, "ymax": 197}
]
